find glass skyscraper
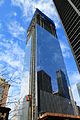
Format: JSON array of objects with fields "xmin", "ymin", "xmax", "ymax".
[
  {"xmin": 53, "ymin": 0, "xmax": 80, "ymax": 73},
  {"xmin": 24, "ymin": 9, "xmax": 78, "ymax": 120},
  {"xmin": 77, "ymin": 83, "xmax": 80, "ymax": 97}
]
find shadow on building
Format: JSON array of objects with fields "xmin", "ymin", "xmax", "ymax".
[{"xmin": 0, "ymin": 107, "xmax": 11, "ymax": 120}]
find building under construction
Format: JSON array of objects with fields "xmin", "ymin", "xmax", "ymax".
[
  {"xmin": 24, "ymin": 9, "xmax": 80, "ymax": 120},
  {"xmin": 38, "ymin": 113, "xmax": 80, "ymax": 120}
]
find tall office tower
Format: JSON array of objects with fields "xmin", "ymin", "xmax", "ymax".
[
  {"xmin": 56, "ymin": 70, "xmax": 70, "ymax": 99},
  {"xmin": 26, "ymin": 9, "xmax": 76, "ymax": 120},
  {"xmin": 77, "ymin": 82, "xmax": 80, "ymax": 97},
  {"xmin": 53, "ymin": 0, "xmax": 80, "ymax": 73},
  {"xmin": 0, "ymin": 77, "xmax": 10, "ymax": 107}
]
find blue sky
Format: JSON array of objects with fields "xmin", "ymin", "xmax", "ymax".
[{"xmin": 0, "ymin": 0, "xmax": 80, "ymax": 115}]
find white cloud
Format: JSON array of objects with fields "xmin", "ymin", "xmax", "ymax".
[
  {"xmin": 0, "ymin": 0, "xmax": 4, "ymax": 6},
  {"xmin": 0, "ymin": 38, "xmax": 13, "ymax": 50},
  {"xmin": 11, "ymin": 0, "xmax": 60, "ymax": 28},
  {"xmin": 0, "ymin": 37, "xmax": 25, "ymax": 106},
  {"xmin": 0, "ymin": 37, "xmax": 24, "ymax": 110},
  {"xmin": 13, "ymin": 12, "xmax": 17, "ymax": 16},
  {"xmin": 60, "ymin": 42, "xmax": 71, "ymax": 58},
  {"xmin": 7, "ymin": 20, "xmax": 25, "ymax": 40},
  {"xmin": 0, "ymin": 38, "xmax": 25, "ymax": 72},
  {"xmin": 0, "ymin": 22, "xmax": 3, "ymax": 32},
  {"xmin": 69, "ymin": 71, "xmax": 80, "ymax": 85},
  {"xmin": 0, "ymin": 23, "xmax": 2, "ymax": 29}
]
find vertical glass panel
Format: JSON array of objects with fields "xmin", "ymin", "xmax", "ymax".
[
  {"xmin": 77, "ymin": 83, "xmax": 80, "ymax": 97},
  {"xmin": 37, "ymin": 24, "xmax": 68, "ymax": 92},
  {"xmin": 19, "ymin": 36, "xmax": 32, "ymax": 120},
  {"xmin": 21, "ymin": 36, "xmax": 32, "ymax": 98},
  {"xmin": 36, "ymin": 24, "xmax": 74, "ymax": 115},
  {"xmin": 0, "ymin": 87, "xmax": 3, "ymax": 100}
]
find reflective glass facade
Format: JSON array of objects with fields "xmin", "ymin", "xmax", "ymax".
[
  {"xmin": 19, "ymin": 37, "xmax": 32, "ymax": 120},
  {"xmin": 21, "ymin": 37, "xmax": 32, "ymax": 99},
  {"xmin": 22, "ymin": 9, "xmax": 78, "ymax": 120},
  {"xmin": 53, "ymin": 0, "xmax": 80, "ymax": 73},
  {"xmin": 77, "ymin": 83, "xmax": 80, "ymax": 98},
  {"xmin": 36, "ymin": 24, "xmax": 74, "ymax": 115},
  {"xmin": 37, "ymin": 24, "xmax": 69, "ymax": 92}
]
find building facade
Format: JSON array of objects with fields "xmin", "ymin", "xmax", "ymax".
[
  {"xmin": 0, "ymin": 78, "xmax": 10, "ymax": 120},
  {"xmin": 17, "ymin": 96, "xmax": 29, "ymax": 120},
  {"xmin": 37, "ymin": 70, "xmax": 74, "ymax": 115},
  {"xmin": 25, "ymin": 9, "xmax": 78, "ymax": 120},
  {"xmin": 56, "ymin": 70, "xmax": 70, "ymax": 99},
  {"xmin": 0, "ymin": 107, "xmax": 11, "ymax": 120},
  {"xmin": 77, "ymin": 82, "xmax": 80, "ymax": 97},
  {"xmin": 37, "ymin": 70, "xmax": 52, "ymax": 93},
  {"xmin": 0, "ymin": 77, "xmax": 10, "ymax": 107},
  {"xmin": 53, "ymin": 0, "xmax": 80, "ymax": 73}
]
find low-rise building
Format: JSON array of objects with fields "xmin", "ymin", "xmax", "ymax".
[
  {"xmin": 0, "ymin": 77, "xmax": 11, "ymax": 120},
  {"xmin": 0, "ymin": 107, "xmax": 11, "ymax": 120},
  {"xmin": 0, "ymin": 77, "xmax": 10, "ymax": 107}
]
